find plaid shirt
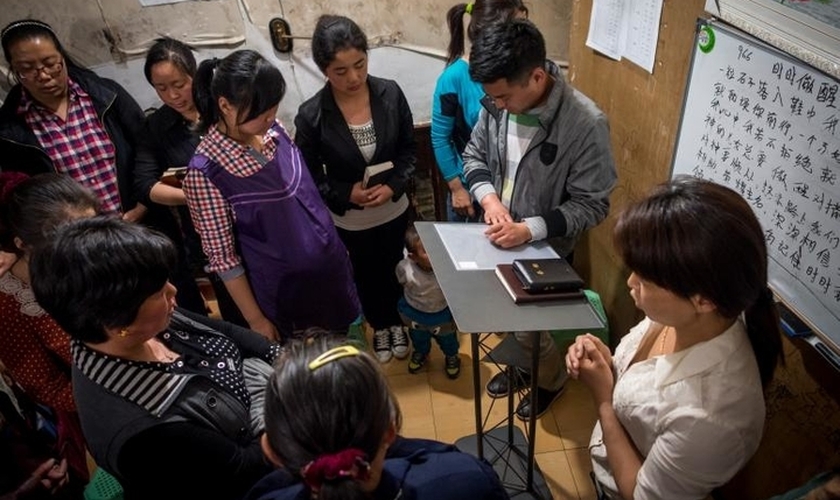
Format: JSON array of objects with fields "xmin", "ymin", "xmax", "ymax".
[
  {"xmin": 184, "ymin": 123, "xmax": 280, "ymax": 277},
  {"xmin": 19, "ymin": 78, "xmax": 122, "ymax": 214}
]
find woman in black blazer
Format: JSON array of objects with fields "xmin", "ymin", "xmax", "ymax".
[{"xmin": 294, "ymin": 15, "xmax": 416, "ymax": 364}]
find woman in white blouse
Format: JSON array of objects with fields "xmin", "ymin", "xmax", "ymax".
[{"xmin": 566, "ymin": 175, "xmax": 784, "ymax": 500}]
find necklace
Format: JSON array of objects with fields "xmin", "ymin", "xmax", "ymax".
[
  {"xmin": 659, "ymin": 327, "xmax": 670, "ymax": 355},
  {"xmin": 150, "ymin": 340, "xmax": 178, "ymax": 363}
]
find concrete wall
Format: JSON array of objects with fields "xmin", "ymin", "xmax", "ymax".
[{"xmin": 0, "ymin": 0, "xmax": 572, "ymax": 126}]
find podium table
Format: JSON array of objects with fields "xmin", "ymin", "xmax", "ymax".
[{"xmin": 415, "ymin": 222, "xmax": 604, "ymax": 499}]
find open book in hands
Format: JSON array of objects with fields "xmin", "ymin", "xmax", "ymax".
[
  {"xmin": 160, "ymin": 167, "xmax": 188, "ymax": 188},
  {"xmin": 362, "ymin": 161, "xmax": 394, "ymax": 189}
]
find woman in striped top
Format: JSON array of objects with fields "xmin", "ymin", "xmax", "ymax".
[{"xmin": 29, "ymin": 216, "xmax": 281, "ymax": 500}]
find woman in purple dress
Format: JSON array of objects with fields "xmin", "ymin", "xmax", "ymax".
[{"xmin": 184, "ymin": 49, "xmax": 360, "ymax": 342}]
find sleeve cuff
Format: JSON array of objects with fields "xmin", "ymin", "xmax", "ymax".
[
  {"xmin": 473, "ymin": 183, "xmax": 497, "ymax": 203},
  {"xmin": 216, "ymin": 265, "xmax": 245, "ymax": 282},
  {"xmin": 524, "ymin": 216, "xmax": 548, "ymax": 241}
]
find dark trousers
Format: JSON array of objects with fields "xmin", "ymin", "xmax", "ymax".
[{"xmin": 337, "ymin": 209, "xmax": 408, "ymax": 330}]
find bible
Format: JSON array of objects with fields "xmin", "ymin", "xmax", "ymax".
[
  {"xmin": 362, "ymin": 161, "xmax": 394, "ymax": 188},
  {"xmin": 160, "ymin": 166, "xmax": 188, "ymax": 188},
  {"xmin": 495, "ymin": 264, "xmax": 585, "ymax": 304},
  {"xmin": 512, "ymin": 257, "xmax": 584, "ymax": 292}
]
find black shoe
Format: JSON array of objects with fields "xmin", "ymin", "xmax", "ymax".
[
  {"xmin": 515, "ymin": 385, "xmax": 566, "ymax": 420},
  {"xmin": 486, "ymin": 369, "xmax": 531, "ymax": 398}
]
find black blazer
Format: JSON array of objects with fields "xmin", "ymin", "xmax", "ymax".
[
  {"xmin": 134, "ymin": 104, "xmax": 200, "ymax": 205},
  {"xmin": 294, "ymin": 75, "xmax": 416, "ymax": 216}
]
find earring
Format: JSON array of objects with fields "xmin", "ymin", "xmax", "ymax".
[{"xmin": 119, "ymin": 329, "xmax": 130, "ymax": 338}]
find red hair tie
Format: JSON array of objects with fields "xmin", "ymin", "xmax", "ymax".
[
  {"xmin": 0, "ymin": 172, "xmax": 30, "ymax": 205},
  {"xmin": 300, "ymin": 448, "xmax": 371, "ymax": 493}
]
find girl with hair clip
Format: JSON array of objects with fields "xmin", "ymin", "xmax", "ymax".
[
  {"xmin": 185, "ymin": 49, "xmax": 360, "ymax": 342},
  {"xmin": 0, "ymin": 19, "xmax": 206, "ymax": 315},
  {"xmin": 246, "ymin": 335, "xmax": 509, "ymax": 500},
  {"xmin": 432, "ymin": 0, "xmax": 527, "ymax": 222},
  {"xmin": 135, "ymin": 37, "xmax": 246, "ymax": 326},
  {"xmin": 566, "ymin": 176, "xmax": 784, "ymax": 500},
  {"xmin": 0, "ymin": 172, "xmax": 99, "ymax": 492},
  {"xmin": 294, "ymin": 15, "xmax": 416, "ymax": 364}
]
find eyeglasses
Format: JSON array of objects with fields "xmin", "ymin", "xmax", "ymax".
[{"xmin": 15, "ymin": 60, "xmax": 64, "ymax": 81}]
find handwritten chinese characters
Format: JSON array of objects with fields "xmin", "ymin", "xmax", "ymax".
[{"xmin": 673, "ymin": 23, "xmax": 840, "ymax": 349}]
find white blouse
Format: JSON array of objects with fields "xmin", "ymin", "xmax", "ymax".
[{"xmin": 591, "ymin": 317, "xmax": 766, "ymax": 500}]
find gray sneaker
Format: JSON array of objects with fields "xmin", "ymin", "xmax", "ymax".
[
  {"xmin": 389, "ymin": 325, "xmax": 410, "ymax": 359},
  {"xmin": 373, "ymin": 329, "xmax": 393, "ymax": 363}
]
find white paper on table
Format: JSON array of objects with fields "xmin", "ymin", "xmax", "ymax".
[
  {"xmin": 622, "ymin": 0, "xmax": 664, "ymax": 73},
  {"xmin": 586, "ymin": 0, "xmax": 626, "ymax": 60},
  {"xmin": 434, "ymin": 223, "xmax": 559, "ymax": 271}
]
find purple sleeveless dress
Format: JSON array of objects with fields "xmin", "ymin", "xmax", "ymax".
[{"xmin": 189, "ymin": 124, "xmax": 360, "ymax": 335}]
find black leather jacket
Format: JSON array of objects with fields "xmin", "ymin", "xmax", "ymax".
[{"xmin": 0, "ymin": 65, "xmax": 146, "ymax": 210}]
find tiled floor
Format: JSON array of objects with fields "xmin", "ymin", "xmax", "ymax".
[{"xmin": 374, "ymin": 330, "xmax": 599, "ymax": 500}]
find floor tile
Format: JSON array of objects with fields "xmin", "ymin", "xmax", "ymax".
[{"xmin": 536, "ymin": 450, "xmax": 581, "ymax": 499}]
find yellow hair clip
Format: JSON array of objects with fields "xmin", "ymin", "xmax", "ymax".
[
  {"xmin": 465, "ymin": 2, "xmax": 474, "ymax": 15},
  {"xmin": 308, "ymin": 345, "xmax": 361, "ymax": 371}
]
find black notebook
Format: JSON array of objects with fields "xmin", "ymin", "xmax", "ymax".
[{"xmin": 511, "ymin": 258, "xmax": 584, "ymax": 293}]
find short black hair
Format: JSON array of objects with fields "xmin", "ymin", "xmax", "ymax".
[
  {"xmin": 30, "ymin": 216, "xmax": 177, "ymax": 344},
  {"xmin": 468, "ymin": 19, "xmax": 546, "ymax": 84},
  {"xmin": 311, "ymin": 15, "xmax": 368, "ymax": 73},
  {"xmin": 144, "ymin": 36, "xmax": 197, "ymax": 84}
]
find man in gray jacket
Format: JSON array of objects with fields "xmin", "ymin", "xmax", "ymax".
[{"xmin": 463, "ymin": 19, "xmax": 617, "ymax": 420}]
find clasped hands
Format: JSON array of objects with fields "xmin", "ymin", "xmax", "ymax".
[
  {"xmin": 565, "ymin": 333, "xmax": 615, "ymax": 406},
  {"xmin": 352, "ymin": 182, "xmax": 394, "ymax": 208}
]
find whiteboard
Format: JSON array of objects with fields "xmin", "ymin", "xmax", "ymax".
[{"xmin": 672, "ymin": 21, "xmax": 840, "ymax": 353}]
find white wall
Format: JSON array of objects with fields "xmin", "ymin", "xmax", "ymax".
[{"xmin": 1, "ymin": 0, "xmax": 572, "ymax": 127}]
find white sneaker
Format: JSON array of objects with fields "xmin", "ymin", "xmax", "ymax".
[
  {"xmin": 373, "ymin": 329, "xmax": 393, "ymax": 363},
  {"xmin": 390, "ymin": 325, "xmax": 410, "ymax": 359}
]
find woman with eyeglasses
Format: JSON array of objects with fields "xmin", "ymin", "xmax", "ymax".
[{"xmin": 0, "ymin": 19, "xmax": 207, "ymax": 315}]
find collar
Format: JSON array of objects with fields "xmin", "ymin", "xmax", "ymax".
[
  {"xmin": 201, "ymin": 121, "xmax": 281, "ymax": 154},
  {"xmin": 321, "ymin": 75, "xmax": 387, "ymax": 113},
  {"xmin": 16, "ymin": 77, "xmax": 82, "ymax": 116},
  {"xmin": 480, "ymin": 60, "xmax": 568, "ymax": 126},
  {"xmin": 654, "ymin": 319, "xmax": 749, "ymax": 388},
  {"xmin": 72, "ymin": 335, "xmax": 194, "ymax": 417},
  {"xmin": 154, "ymin": 104, "xmax": 190, "ymax": 131},
  {"xmin": 0, "ymin": 272, "xmax": 46, "ymax": 317}
]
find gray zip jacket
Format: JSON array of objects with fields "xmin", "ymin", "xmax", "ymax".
[{"xmin": 463, "ymin": 61, "xmax": 617, "ymax": 256}]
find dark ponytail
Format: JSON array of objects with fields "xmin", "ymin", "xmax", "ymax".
[
  {"xmin": 444, "ymin": 0, "xmax": 528, "ymax": 66},
  {"xmin": 745, "ymin": 288, "xmax": 784, "ymax": 387},
  {"xmin": 445, "ymin": 4, "xmax": 469, "ymax": 65},
  {"xmin": 193, "ymin": 51, "xmax": 285, "ymax": 135},
  {"xmin": 193, "ymin": 57, "xmax": 221, "ymax": 134}
]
